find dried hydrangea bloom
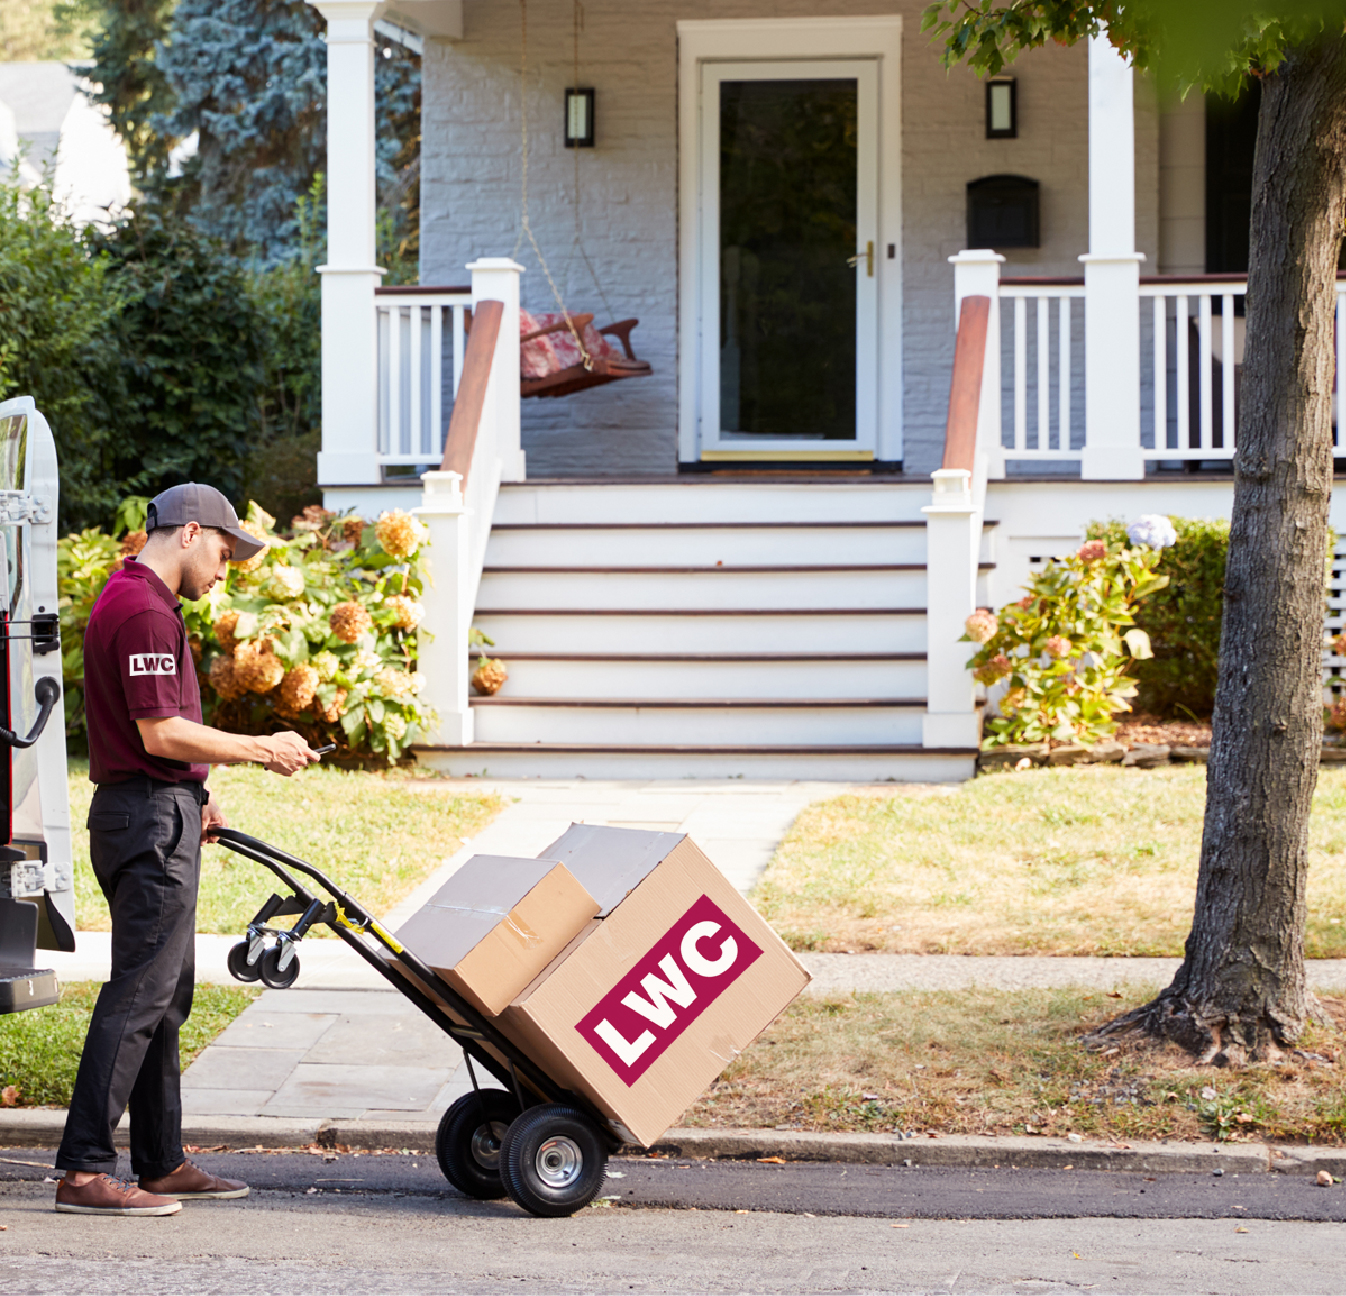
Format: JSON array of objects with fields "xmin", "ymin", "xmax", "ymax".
[
  {"xmin": 315, "ymin": 686, "xmax": 348, "ymax": 723},
  {"xmin": 471, "ymin": 657, "xmax": 508, "ymax": 696},
  {"xmin": 208, "ymin": 654, "xmax": 246, "ymax": 701},
  {"xmin": 120, "ymin": 530, "xmax": 147, "ymax": 557},
  {"xmin": 234, "ymin": 639, "xmax": 285, "ymax": 693},
  {"xmin": 342, "ymin": 515, "xmax": 365, "ymax": 546},
  {"xmin": 292, "ymin": 505, "xmax": 334, "ymax": 533},
  {"xmin": 231, "ymin": 520, "xmax": 270, "ymax": 573},
  {"xmin": 1076, "ymin": 539, "xmax": 1107, "ymax": 564},
  {"xmin": 276, "ymin": 664, "xmax": 320, "ymax": 716},
  {"xmin": 1045, "ymin": 635, "xmax": 1072, "ymax": 659},
  {"xmin": 375, "ymin": 509, "xmax": 426, "ymax": 560},
  {"xmin": 214, "ymin": 610, "xmax": 241, "ymax": 655},
  {"xmin": 330, "ymin": 601, "xmax": 373, "ymax": 643},
  {"xmin": 964, "ymin": 609, "xmax": 998, "ymax": 644},
  {"xmin": 385, "ymin": 594, "xmax": 424, "ymax": 630},
  {"xmin": 265, "ymin": 566, "xmax": 306, "ymax": 601},
  {"xmin": 972, "ymin": 653, "xmax": 1013, "ymax": 685}
]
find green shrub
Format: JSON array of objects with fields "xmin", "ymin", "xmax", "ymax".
[
  {"xmin": 57, "ymin": 502, "xmax": 435, "ymax": 764},
  {"xmin": 1087, "ymin": 517, "xmax": 1229, "ymax": 719},
  {"xmin": 965, "ymin": 539, "xmax": 1167, "ymax": 747}
]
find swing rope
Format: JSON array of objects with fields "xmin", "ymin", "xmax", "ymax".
[
  {"xmin": 565, "ymin": 0, "xmax": 616, "ymax": 322},
  {"xmin": 512, "ymin": 0, "xmax": 592, "ymax": 370}
]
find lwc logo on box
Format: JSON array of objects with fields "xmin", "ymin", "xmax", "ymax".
[{"xmin": 577, "ymin": 894, "xmax": 762, "ymax": 1086}]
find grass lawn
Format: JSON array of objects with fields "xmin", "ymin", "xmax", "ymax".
[
  {"xmin": 685, "ymin": 988, "xmax": 1346, "ymax": 1145},
  {"xmin": 752, "ymin": 765, "xmax": 1346, "ymax": 958},
  {"xmin": 67, "ymin": 762, "xmax": 505, "ymax": 935},
  {"xmin": 0, "ymin": 982, "xmax": 259, "ymax": 1107}
]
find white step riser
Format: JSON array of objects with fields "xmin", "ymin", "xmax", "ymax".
[
  {"xmin": 473, "ymin": 612, "xmax": 926, "ymax": 654},
  {"xmin": 471, "ymin": 705, "xmax": 924, "ymax": 745},
  {"xmin": 484, "ymin": 528, "xmax": 926, "ymax": 568},
  {"xmin": 494, "ymin": 483, "xmax": 932, "ymax": 526},
  {"xmin": 482, "ymin": 658, "xmax": 927, "ymax": 700},
  {"xmin": 418, "ymin": 748, "xmax": 976, "ymax": 781},
  {"xmin": 477, "ymin": 569, "xmax": 926, "ymax": 612}
]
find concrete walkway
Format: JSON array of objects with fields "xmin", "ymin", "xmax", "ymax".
[{"xmin": 40, "ymin": 777, "xmax": 1346, "ymax": 1130}]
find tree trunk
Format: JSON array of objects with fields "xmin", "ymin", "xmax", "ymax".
[{"xmin": 1106, "ymin": 37, "xmax": 1346, "ymax": 1065}]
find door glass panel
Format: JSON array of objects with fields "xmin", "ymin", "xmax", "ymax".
[{"xmin": 719, "ymin": 78, "xmax": 858, "ymax": 441}]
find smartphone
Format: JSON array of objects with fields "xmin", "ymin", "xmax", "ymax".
[{"xmin": 313, "ymin": 743, "xmax": 337, "ymax": 756}]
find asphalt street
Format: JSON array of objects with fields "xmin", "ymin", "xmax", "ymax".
[{"xmin": 2, "ymin": 1149, "xmax": 1345, "ymax": 1293}]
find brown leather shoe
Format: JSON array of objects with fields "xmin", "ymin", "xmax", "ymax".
[
  {"xmin": 55, "ymin": 1174, "xmax": 182, "ymax": 1216},
  {"xmin": 139, "ymin": 1158, "xmax": 249, "ymax": 1200}
]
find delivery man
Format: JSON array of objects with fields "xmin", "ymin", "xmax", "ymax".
[{"xmin": 53, "ymin": 483, "xmax": 321, "ymax": 1216}]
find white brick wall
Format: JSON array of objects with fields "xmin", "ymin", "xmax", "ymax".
[{"xmin": 421, "ymin": 1, "xmax": 1161, "ymax": 478}]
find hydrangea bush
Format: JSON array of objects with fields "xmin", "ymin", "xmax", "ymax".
[
  {"xmin": 964, "ymin": 538, "xmax": 1169, "ymax": 747},
  {"xmin": 57, "ymin": 502, "xmax": 435, "ymax": 765}
]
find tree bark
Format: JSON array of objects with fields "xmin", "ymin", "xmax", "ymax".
[{"xmin": 1102, "ymin": 37, "xmax": 1346, "ymax": 1065}]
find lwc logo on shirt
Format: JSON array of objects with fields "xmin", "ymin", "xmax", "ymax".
[
  {"xmin": 576, "ymin": 894, "xmax": 762, "ymax": 1086},
  {"xmin": 129, "ymin": 653, "xmax": 177, "ymax": 676}
]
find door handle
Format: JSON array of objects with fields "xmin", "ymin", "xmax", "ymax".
[{"xmin": 847, "ymin": 241, "xmax": 874, "ymax": 277}]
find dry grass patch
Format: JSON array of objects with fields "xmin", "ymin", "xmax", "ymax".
[
  {"xmin": 68, "ymin": 762, "xmax": 505, "ymax": 934},
  {"xmin": 685, "ymin": 989, "xmax": 1346, "ymax": 1145},
  {"xmin": 753, "ymin": 765, "xmax": 1346, "ymax": 957}
]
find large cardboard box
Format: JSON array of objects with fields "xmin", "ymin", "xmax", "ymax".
[
  {"xmin": 395, "ymin": 854, "xmax": 599, "ymax": 1016},
  {"xmin": 496, "ymin": 825, "xmax": 810, "ymax": 1147}
]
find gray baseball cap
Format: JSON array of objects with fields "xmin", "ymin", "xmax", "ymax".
[{"xmin": 145, "ymin": 483, "xmax": 267, "ymax": 562}]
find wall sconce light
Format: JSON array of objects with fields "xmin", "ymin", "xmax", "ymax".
[
  {"xmin": 565, "ymin": 87, "xmax": 595, "ymax": 148},
  {"xmin": 986, "ymin": 78, "xmax": 1017, "ymax": 139}
]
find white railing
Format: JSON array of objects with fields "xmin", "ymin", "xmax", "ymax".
[
  {"xmin": 970, "ymin": 258, "xmax": 1346, "ymax": 475},
  {"xmin": 375, "ymin": 285, "xmax": 472, "ymax": 471},
  {"xmin": 997, "ymin": 281, "xmax": 1085, "ymax": 460}
]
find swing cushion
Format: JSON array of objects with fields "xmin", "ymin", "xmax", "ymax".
[{"xmin": 519, "ymin": 310, "xmax": 622, "ymax": 378}]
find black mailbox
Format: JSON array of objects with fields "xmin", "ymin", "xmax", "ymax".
[{"xmin": 966, "ymin": 174, "xmax": 1040, "ymax": 249}]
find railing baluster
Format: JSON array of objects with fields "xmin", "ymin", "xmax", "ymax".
[
  {"xmin": 1036, "ymin": 296, "xmax": 1050, "ymax": 450},
  {"xmin": 1013, "ymin": 294, "xmax": 1027, "ymax": 452},
  {"xmin": 409, "ymin": 304, "xmax": 423, "ymax": 457},
  {"xmin": 1058, "ymin": 295, "xmax": 1071, "ymax": 451},
  {"xmin": 375, "ymin": 305, "xmax": 388, "ymax": 456},
  {"xmin": 1175, "ymin": 294, "xmax": 1190, "ymax": 451},
  {"xmin": 1221, "ymin": 294, "xmax": 1235, "ymax": 449},
  {"xmin": 1152, "ymin": 294, "xmax": 1166, "ymax": 451},
  {"xmin": 430, "ymin": 305, "xmax": 443, "ymax": 457},
  {"xmin": 388, "ymin": 304, "xmax": 402, "ymax": 457},
  {"xmin": 452, "ymin": 305, "xmax": 466, "ymax": 395},
  {"xmin": 1198, "ymin": 293, "xmax": 1213, "ymax": 452}
]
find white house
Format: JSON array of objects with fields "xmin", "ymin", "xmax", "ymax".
[{"xmin": 310, "ymin": 1, "xmax": 1346, "ymax": 780}]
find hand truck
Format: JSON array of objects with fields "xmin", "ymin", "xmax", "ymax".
[{"xmin": 214, "ymin": 828, "xmax": 620, "ymax": 1217}]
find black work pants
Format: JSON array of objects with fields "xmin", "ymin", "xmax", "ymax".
[{"xmin": 56, "ymin": 778, "xmax": 205, "ymax": 1178}]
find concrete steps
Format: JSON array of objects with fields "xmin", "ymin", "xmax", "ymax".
[{"xmin": 414, "ymin": 480, "xmax": 989, "ymax": 780}]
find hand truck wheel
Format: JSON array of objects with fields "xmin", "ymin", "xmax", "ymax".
[
  {"xmin": 226, "ymin": 941, "xmax": 261, "ymax": 983},
  {"xmin": 499, "ymin": 1103, "xmax": 609, "ymax": 1217},
  {"xmin": 435, "ymin": 1090, "xmax": 516, "ymax": 1200},
  {"xmin": 259, "ymin": 943, "xmax": 300, "ymax": 989}
]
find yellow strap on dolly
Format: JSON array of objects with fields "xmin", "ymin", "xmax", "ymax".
[{"xmin": 334, "ymin": 903, "xmax": 404, "ymax": 955}]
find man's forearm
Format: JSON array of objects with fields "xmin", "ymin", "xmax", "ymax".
[{"xmin": 137, "ymin": 715, "xmax": 274, "ymax": 766}]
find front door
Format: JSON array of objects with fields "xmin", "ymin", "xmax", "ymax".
[{"xmin": 698, "ymin": 60, "xmax": 879, "ymax": 461}]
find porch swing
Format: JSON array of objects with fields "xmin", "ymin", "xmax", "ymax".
[{"xmin": 507, "ymin": 0, "xmax": 653, "ymax": 399}]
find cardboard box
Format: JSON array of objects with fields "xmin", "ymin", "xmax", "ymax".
[
  {"xmin": 496, "ymin": 825, "xmax": 810, "ymax": 1147},
  {"xmin": 395, "ymin": 854, "xmax": 599, "ymax": 1016}
]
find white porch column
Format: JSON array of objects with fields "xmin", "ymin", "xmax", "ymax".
[
  {"xmin": 922, "ymin": 469, "xmax": 981, "ymax": 750},
  {"xmin": 416, "ymin": 470, "xmax": 473, "ymax": 746},
  {"xmin": 1079, "ymin": 33, "xmax": 1145, "ymax": 480},
  {"xmin": 467, "ymin": 257, "xmax": 526, "ymax": 481},
  {"xmin": 313, "ymin": 0, "xmax": 385, "ymax": 491},
  {"xmin": 949, "ymin": 249, "xmax": 1005, "ymax": 480}
]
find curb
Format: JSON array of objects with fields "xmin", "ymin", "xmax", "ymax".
[{"xmin": 3, "ymin": 1110, "xmax": 1343, "ymax": 1176}]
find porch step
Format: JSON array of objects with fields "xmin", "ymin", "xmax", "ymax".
[
  {"xmin": 480, "ymin": 653, "xmax": 926, "ymax": 700},
  {"xmin": 416, "ymin": 743, "xmax": 978, "ymax": 782}
]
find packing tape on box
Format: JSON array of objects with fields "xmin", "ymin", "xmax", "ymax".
[{"xmin": 425, "ymin": 903, "xmax": 545, "ymax": 949}]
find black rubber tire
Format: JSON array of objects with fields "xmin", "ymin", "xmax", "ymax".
[
  {"xmin": 499, "ymin": 1103, "xmax": 609, "ymax": 1217},
  {"xmin": 435, "ymin": 1090, "xmax": 517, "ymax": 1200},
  {"xmin": 259, "ymin": 944, "xmax": 300, "ymax": 989},
  {"xmin": 227, "ymin": 941, "xmax": 261, "ymax": 983}
]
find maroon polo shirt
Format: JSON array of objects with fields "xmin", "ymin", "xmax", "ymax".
[{"xmin": 83, "ymin": 558, "xmax": 207, "ymax": 786}]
